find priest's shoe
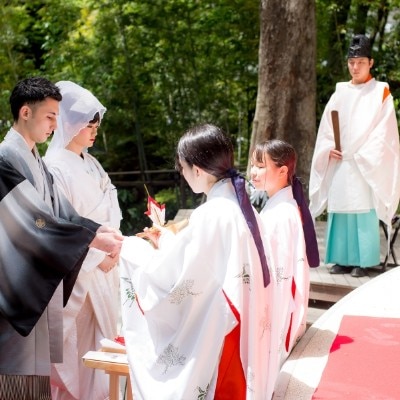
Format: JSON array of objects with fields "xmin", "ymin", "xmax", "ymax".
[
  {"xmin": 351, "ymin": 267, "xmax": 367, "ymax": 277},
  {"xmin": 329, "ymin": 264, "xmax": 353, "ymax": 274}
]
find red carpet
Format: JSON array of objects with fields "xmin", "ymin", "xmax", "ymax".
[{"xmin": 312, "ymin": 315, "xmax": 400, "ymax": 399}]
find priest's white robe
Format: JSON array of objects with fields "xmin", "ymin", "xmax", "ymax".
[
  {"xmin": 309, "ymin": 78, "xmax": 400, "ymax": 227},
  {"xmin": 120, "ymin": 179, "xmax": 274, "ymax": 399},
  {"xmin": 259, "ymin": 186, "xmax": 309, "ymax": 398},
  {"xmin": 45, "ymin": 149, "xmax": 122, "ymax": 400}
]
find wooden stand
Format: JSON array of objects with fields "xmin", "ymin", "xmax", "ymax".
[{"xmin": 83, "ymin": 348, "xmax": 133, "ymax": 400}]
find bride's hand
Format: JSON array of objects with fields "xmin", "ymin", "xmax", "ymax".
[{"xmin": 98, "ymin": 254, "xmax": 119, "ymax": 273}]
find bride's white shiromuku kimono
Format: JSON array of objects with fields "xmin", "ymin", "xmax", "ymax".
[
  {"xmin": 45, "ymin": 149, "xmax": 122, "ymax": 400},
  {"xmin": 259, "ymin": 186, "xmax": 309, "ymax": 397},
  {"xmin": 120, "ymin": 179, "xmax": 274, "ymax": 399}
]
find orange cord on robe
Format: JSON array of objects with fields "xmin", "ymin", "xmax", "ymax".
[
  {"xmin": 383, "ymin": 86, "xmax": 390, "ymax": 102},
  {"xmin": 363, "ymin": 74, "xmax": 390, "ymax": 102},
  {"xmin": 215, "ymin": 293, "xmax": 246, "ymax": 400}
]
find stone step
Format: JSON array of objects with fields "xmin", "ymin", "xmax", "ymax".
[{"xmin": 309, "ymin": 281, "xmax": 353, "ymax": 303}]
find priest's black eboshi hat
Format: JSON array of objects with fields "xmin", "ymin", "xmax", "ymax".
[{"xmin": 347, "ymin": 34, "xmax": 371, "ymax": 59}]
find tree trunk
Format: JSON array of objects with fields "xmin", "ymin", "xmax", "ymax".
[{"xmin": 250, "ymin": 0, "xmax": 316, "ymax": 194}]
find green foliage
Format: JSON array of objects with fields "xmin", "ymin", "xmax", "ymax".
[
  {"xmin": 117, "ymin": 187, "xmax": 147, "ymax": 235},
  {"xmin": 315, "ymin": 0, "xmax": 400, "ymax": 124},
  {"xmin": 0, "ymin": 1, "xmax": 34, "ymax": 135},
  {"xmin": 155, "ymin": 187, "xmax": 203, "ymax": 221},
  {"xmin": 23, "ymin": 0, "xmax": 259, "ymax": 173}
]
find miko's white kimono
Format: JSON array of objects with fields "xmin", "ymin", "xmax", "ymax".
[
  {"xmin": 309, "ymin": 78, "xmax": 400, "ymax": 227},
  {"xmin": 120, "ymin": 179, "xmax": 274, "ymax": 399},
  {"xmin": 259, "ymin": 186, "xmax": 309, "ymax": 398},
  {"xmin": 45, "ymin": 149, "xmax": 122, "ymax": 400}
]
